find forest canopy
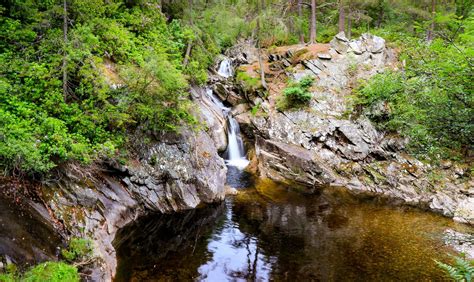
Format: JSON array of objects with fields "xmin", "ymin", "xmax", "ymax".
[{"xmin": 0, "ymin": 0, "xmax": 472, "ymax": 176}]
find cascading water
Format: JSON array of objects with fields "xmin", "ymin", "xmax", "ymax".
[
  {"xmin": 206, "ymin": 88, "xmax": 229, "ymax": 114},
  {"xmin": 205, "ymin": 58, "xmax": 249, "ymax": 169},
  {"xmin": 224, "ymin": 117, "xmax": 250, "ymax": 169},
  {"xmin": 217, "ymin": 58, "xmax": 233, "ymax": 78},
  {"xmin": 205, "ymin": 88, "xmax": 249, "ymax": 169}
]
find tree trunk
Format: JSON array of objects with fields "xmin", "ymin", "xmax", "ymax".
[
  {"xmin": 426, "ymin": 0, "xmax": 436, "ymax": 42},
  {"xmin": 338, "ymin": 0, "xmax": 345, "ymax": 33},
  {"xmin": 62, "ymin": 0, "xmax": 68, "ymax": 98},
  {"xmin": 346, "ymin": 2, "xmax": 352, "ymax": 40},
  {"xmin": 182, "ymin": 40, "xmax": 193, "ymax": 67},
  {"xmin": 376, "ymin": 0, "xmax": 384, "ymax": 28},
  {"xmin": 183, "ymin": 0, "xmax": 193, "ymax": 67},
  {"xmin": 256, "ymin": 1, "xmax": 267, "ymax": 90},
  {"xmin": 347, "ymin": 15, "xmax": 352, "ymax": 39},
  {"xmin": 298, "ymin": 0, "xmax": 304, "ymax": 43},
  {"xmin": 309, "ymin": 0, "xmax": 316, "ymax": 43}
]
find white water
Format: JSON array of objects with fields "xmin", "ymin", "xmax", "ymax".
[
  {"xmin": 206, "ymin": 88, "xmax": 230, "ymax": 115},
  {"xmin": 224, "ymin": 117, "xmax": 250, "ymax": 169},
  {"xmin": 217, "ymin": 58, "xmax": 233, "ymax": 78},
  {"xmin": 205, "ymin": 85, "xmax": 249, "ymax": 169}
]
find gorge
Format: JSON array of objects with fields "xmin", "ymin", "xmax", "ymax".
[{"xmin": 0, "ymin": 1, "xmax": 473, "ymax": 280}]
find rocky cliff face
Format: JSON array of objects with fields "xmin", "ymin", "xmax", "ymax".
[
  {"xmin": 0, "ymin": 57, "xmax": 231, "ymax": 281},
  {"xmin": 0, "ymin": 111, "xmax": 228, "ymax": 280},
  {"xmin": 38, "ymin": 127, "xmax": 227, "ymax": 280},
  {"xmin": 224, "ymin": 33, "xmax": 473, "ymax": 225}
]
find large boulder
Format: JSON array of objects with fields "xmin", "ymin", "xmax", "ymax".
[
  {"xmin": 329, "ymin": 32, "xmax": 386, "ymax": 56},
  {"xmin": 256, "ymin": 137, "xmax": 335, "ymax": 192},
  {"xmin": 213, "ymin": 81, "xmax": 245, "ymax": 106},
  {"xmin": 361, "ymin": 33, "xmax": 385, "ymax": 53},
  {"xmin": 330, "ymin": 32, "xmax": 350, "ymax": 54},
  {"xmin": 226, "ymin": 40, "xmax": 260, "ymax": 65}
]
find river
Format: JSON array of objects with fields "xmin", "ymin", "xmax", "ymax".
[{"xmin": 113, "ymin": 165, "xmax": 471, "ymax": 281}]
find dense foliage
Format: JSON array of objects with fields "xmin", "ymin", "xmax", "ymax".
[
  {"xmin": 0, "ymin": 262, "xmax": 79, "ymax": 282},
  {"xmin": 1, "ymin": 1, "xmax": 195, "ymax": 175},
  {"xmin": 1, "ymin": 0, "xmax": 472, "ymax": 176},
  {"xmin": 356, "ymin": 13, "xmax": 473, "ymax": 159}
]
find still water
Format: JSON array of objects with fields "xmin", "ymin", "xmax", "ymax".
[{"xmin": 114, "ymin": 167, "xmax": 471, "ymax": 281}]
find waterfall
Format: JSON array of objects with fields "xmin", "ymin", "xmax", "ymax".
[
  {"xmin": 206, "ymin": 88, "xmax": 229, "ymax": 115},
  {"xmin": 224, "ymin": 117, "xmax": 250, "ymax": 169},
  {"xmin": 205, "ymin": 87, "xmax": 249, "ymax": 170},
  {"xmin": 217, "ymin": 58, "xmax": 233, "ymax": 78}
]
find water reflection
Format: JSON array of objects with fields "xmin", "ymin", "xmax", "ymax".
[
  {"xmin": 114, "ymin": 174, "xmax": 472, "ymax": 281},
  {"xmin": 198, "ymin": 200, "xmax": 274, "ymax": 281}
]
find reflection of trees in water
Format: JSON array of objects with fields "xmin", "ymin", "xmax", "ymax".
[
  {"xmin": 232, "ymin": 193, "xmax": 349, "ymax": 280},
  {"xmin": 231, "ymin": 191, "xmax": 450, "ymax": 281},
  {"xmin": 114, "ymin": 183, "xmax": 454, "ymax": 281},
  {"xmin": 113, "ymin": 201, "xmax": 226, "ymax": 281}
]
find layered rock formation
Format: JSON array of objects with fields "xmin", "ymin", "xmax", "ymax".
[
  {"xmin": 227, "ymin": 33, "xmax": 473, "ymax": 225},
  {"xmin": 38, "ymin": 127, "xmax": 227, "ymax": 280}
]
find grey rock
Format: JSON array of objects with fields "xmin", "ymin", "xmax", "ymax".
[
  {"xmin": 256, "ymin": 137, "xmax": 335, "ymax": 192},
  {"xmin": 244, "ymin": 33, "xmax": 473, "ymax": 226},
  {"xmin": 330, "ymin": 37, "xmax": 349, "ymax": 54},
  {"xmin": 292, "ymin": 70, "xmax": 317, "ymax": 81},
  {"xmin": 317, "ymin": 53, "xmax": 332, "ymax": 60},
  {"xmin": 226, "ymin": 40, "xmax": 259, "ymax": 64},
  {"xmin": 443, "ymin": 229, "xmax": 474, "ymax": 259},
  {"xmin": 309, "ymin": 59, "xmax": 326, "ymax": 71},
  {"xmin": 231, "ymin": 103, "xmax": 250, "ymax": 116},
  {"xmin": 360, "ymin": 33, "xmax": 385, "ymax": 53},
  {"xmin": 335, "ymin": 31, "xmax": 349, "ymax": 42},
  {"xmin": 348, "ymin": 41, "xmax": 364, "ymax": 55},
  {"xmin": 302, "ymin": 60, "xmax": 322, "ymax": 75},
  {"xmin": 282, "ymin": 58, "xmax": 292, "ymax": 67},
  {"xmin": 454, "ymin": 197, "xmax": 474, "ymax": 225},
  {"xmin": 39, "ymin": 127, "xmax": 227, "ymax": 281}
]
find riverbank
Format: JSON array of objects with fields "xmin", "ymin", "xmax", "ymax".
[
  {"xmin": 113, "ymin": 173, "xmax": 473, "ymax": 281},
  {"xmin": 0, "ymin": 33, "xmax": 472, "ymax": 281},
  {"xmin": 214, "ymin": 33, "xmax": 473, "ymax": 226}
]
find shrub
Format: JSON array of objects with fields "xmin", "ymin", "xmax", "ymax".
[
  {"xmin": 236, "ymin": 70, "xmax": 262, "ymax": 92},
  {"xmin": 284, "ymin": 87, "xmax": 312, "ymax": 104},
  {"xmin": 61, "ymin": 237, "xmax": 93, "ymax": 262},
  {"xmin": 355, "ymin": 13, "xmax": 474, "ymax": 160},
  {"xmin": 356, "ymin": 61, "xmax": 474, "ymax": 158},
  {"xmin": 251, "ymin": 102, "xmax": 261, "ymax": 116},
  {"xmin": 0, "ymin": 272, "xmax": 14, "ymax": 282},
  {"xmin": 0, "ymin": 262, "xmax": 79, "ymax": 282},
  {"xmin": 22, "ymin": 262, "xmax": 79, "ymax": 282},
  {"xmin": 281, "ymin": 76, "xmax": 314, "ymax": 108}
]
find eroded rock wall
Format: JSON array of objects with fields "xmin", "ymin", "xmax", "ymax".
[
  {"xmin": 229, "ymin": 33, "xmax": 473, "ymax": 225},
  {"xmin": 39, "ymin": 126, "xmax": 227, "ymax": 280}
]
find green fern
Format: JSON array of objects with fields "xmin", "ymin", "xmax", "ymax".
[{"xmin": 436, "ymin": 255, "xmax": 474, "ymax": 282}]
